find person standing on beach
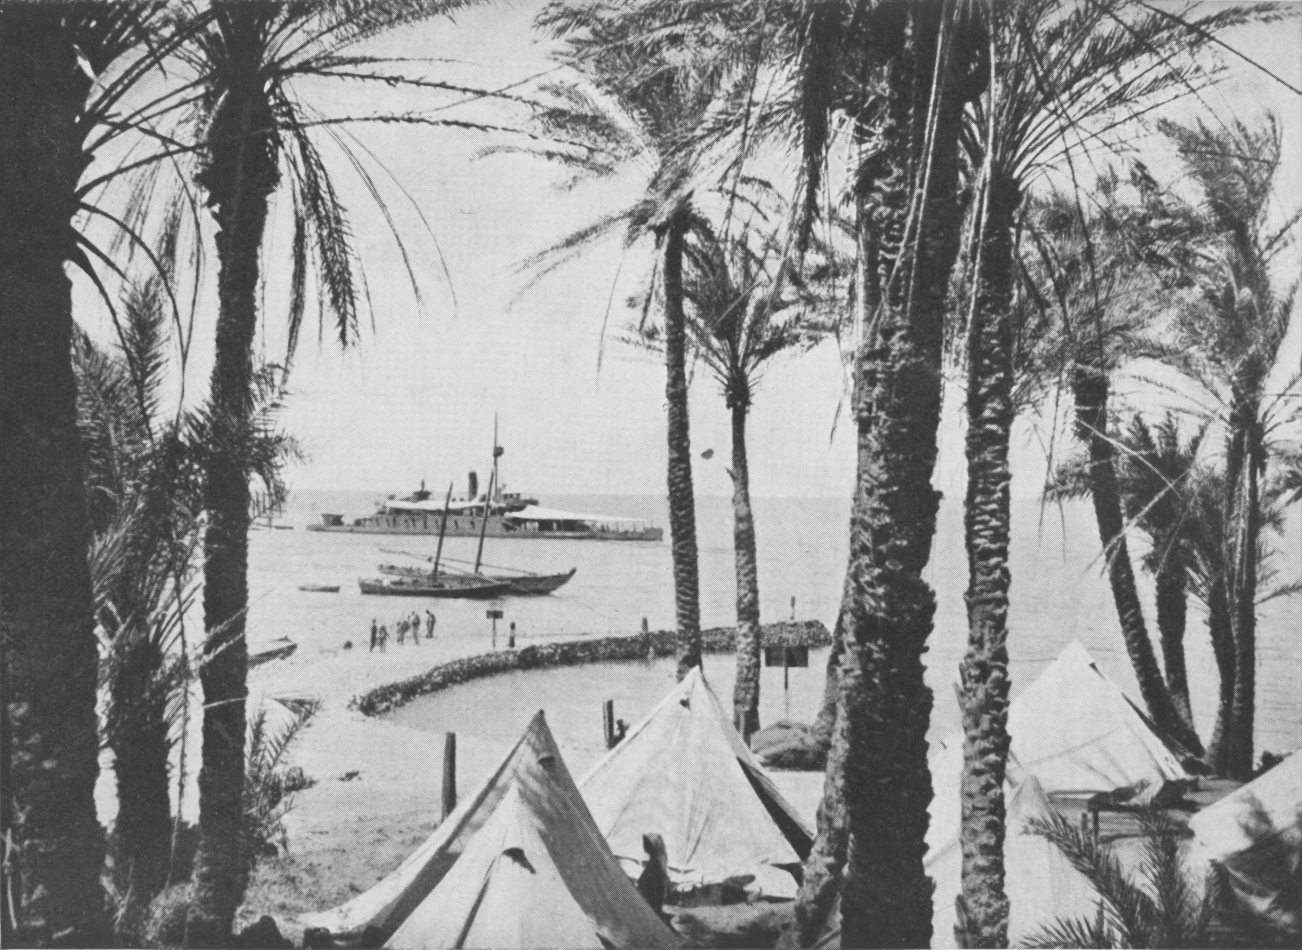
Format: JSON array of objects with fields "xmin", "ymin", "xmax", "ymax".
[
  {"xmin": 426, "ymin": 610, "xmax": 436, "ymax": 638},
  {"xmin": 410, "ymin": 612, "xmax": 420, "ymax": 646},
  {"xmin": 378, "ymin": 625, "xmax": 388, "ymax": 653},
  {"xmin": 370, "ymin": 619, "xmax": 378, "ymax": 653},
  {"xmin": 396, "ymin": 618, "xmax": 406, "ymax": 645}
]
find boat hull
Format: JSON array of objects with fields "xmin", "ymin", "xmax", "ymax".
[
  {"xmin": 358, "ymin": 578, "xmax": 510, "ymax": 599},
  {"xmin": 309, "ymin": 515, "xmax": 661, "ymax": 541},
  {"xmin": 376, "ymin": 565, "xmax": 577, "ymax": 596}
]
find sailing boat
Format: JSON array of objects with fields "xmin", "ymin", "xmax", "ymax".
[
  {"xmin": 359, "ymin": 482, "xmax": 512, "ymax": 599},
  {"xmin": 375, "ymin": 419, "xmax": 576, "ymax": 596}
]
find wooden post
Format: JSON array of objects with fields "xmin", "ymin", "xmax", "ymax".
[
  {"xmin": 790, "ymin": 596, "xmax": 796, "ymax": 621},
  {"xmin": 641, "ymin": 617, "xmax": 649, "ymax": 635},
  {"xmin": 442, "ymin": 732, "xmax": 457, "ymax": 820},
  {"xmin": 603, "ymin": 700, "xmax": 615, "ymax": 748}
]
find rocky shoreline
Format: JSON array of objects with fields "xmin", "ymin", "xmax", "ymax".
[{"xmin": 350, "ymin": 620, "xmax": 831, "ymax": 716}]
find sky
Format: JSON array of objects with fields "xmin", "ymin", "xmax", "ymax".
[{"xmin": 78, "ymin": 0, "xmax": 1302, "ymax": 501}]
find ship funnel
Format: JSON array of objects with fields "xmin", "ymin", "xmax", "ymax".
[{"xmin": 468, "ymin": 470, "xmax": 479, "ymax": 500}]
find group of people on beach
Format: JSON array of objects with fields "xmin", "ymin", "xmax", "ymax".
[{"xmin": 369, "ymin": 610, "xmax": 436, "ymax": 652}]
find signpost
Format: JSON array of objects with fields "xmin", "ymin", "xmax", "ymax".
[{"xmin": 486, "ymin": 608, "xmax": 504, "ymax": 648}]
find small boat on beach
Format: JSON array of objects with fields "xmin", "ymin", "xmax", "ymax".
[
  {"xmin": 249, "ymin": 637, "xmax": 297, "ymax": 667},
  {"xmin": 358, "ymin": 575, "xmax": 511, "ymax": 599},
  {"xmin": 298, "ymin": 583, "xmax": 340, "ymax": 593}
]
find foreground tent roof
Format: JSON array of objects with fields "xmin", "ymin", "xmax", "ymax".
[
  {"xmin": 1189, "ymin": 749, "xmax": 1301, "ymax": 933},
  {"xmin": 389, "ymin": 782, "xmax": 679, "ymax": 949},
  {"xmin": 579, "ymin": 666, "xmax": 812, "ymax": 893},
  {"xmin": 302, "ymin": 712, "xmax": 674, "ymax": 947},
  {"xmin": 925, "ymin": 641, "xmax": 1192, "ymax": 947}
]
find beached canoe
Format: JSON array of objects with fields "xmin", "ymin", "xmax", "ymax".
[
  {"xmin": 299, "ymin": 584, "xmax": 341, "ymax": 593},
  {"xmin": 358, "ymin": 575, "xmax": 510, "ymax": 599}
]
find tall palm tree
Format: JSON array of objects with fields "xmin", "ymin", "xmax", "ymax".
[
  {"xmin": 949, "ymin": 3, "xmax": 1270, "ymax": 942},
  {"xmin": 770, "ymin": 2, "xmax": 991, "ymax": 943},
  {"xmin": 1158, "ymin": 115, "xmax": 1299, "ymax": 780},
  {"xmin": 173, "ymin": 2, "xmax": 492, "ymax": 940},
  {"xmin": 636, "ymin": 211, "xmax": 831, "ymax": 741},
  {"xmin": 75, "ymin": 270, "xmax": 205, "ymax": 943},
  {"xmin": 0, "ymin": 4, "xmax": 193, "ymax": 943},
  {"xmin": 1019, "ymin": 184, "xmax": 1207, "ymax": 758},
  {"xmin": 524, "ymin": 1, "xmax": 746, "ymax": 678}
]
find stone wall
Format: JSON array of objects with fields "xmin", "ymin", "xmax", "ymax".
[{"xmin": 351, "ymin": 620, "xmax": 830, "ymax": 716}]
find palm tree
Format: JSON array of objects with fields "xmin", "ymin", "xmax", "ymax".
[
  {"xmin": 523, "ymin": 1, "xmax": 746, "ymax": 678},
  {"xmin": 173, "ymin": 2, "xmax": 498, "ymax": 940},
  {"xmin": 1018, "ymin": 184, "xmax": 1208, "ymax": 759},
  {"xmin": 949, "ymin": 3, "xmax": 1270, "ymax": 942},
  {"xmin": 636, "ymin": 212, "xmax": 831, "ymax": 741},
  {"xmin": 1048, "ymin": 413, "xmax": 1208, "ymax": 727},
  {"xmin": 0, "ymin": 4, "xmax": 193, "ymax": 943},
  {"xmin": 1158, "ymin": 115, "xmax": 1300, "ymax": 780},
  {"xmin": 1022, "ymin": 805, "xmax": 1214, "ymax": 949},
  {"xmin": 75, "ymin": 271, "xmax": 205, "ymax": 943}
]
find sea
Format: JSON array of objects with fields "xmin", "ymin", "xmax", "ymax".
[{"xmin": 255, "ymin": 489, "xmax": 1300, "ymax": 756}]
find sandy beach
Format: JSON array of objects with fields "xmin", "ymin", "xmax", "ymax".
[{"xmin": 236, "ymin": 627, "xmax": 828, "ymax": 936}]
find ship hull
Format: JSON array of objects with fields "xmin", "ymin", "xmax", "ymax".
[
  {"xmin": 358, "ymin": 577, "xmax": 511, "ymax": 599},
  {"xmin": 310, "ymin": 516, "xmax": 661, "ymax": 541}
]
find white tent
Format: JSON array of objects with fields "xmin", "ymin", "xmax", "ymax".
[
  {"xmin": 1189, "ymin": 750, "xmax": 1301, "ymax": 934},
  {"xmin": 579, "ymin": 666, "xmax": 812, "ymax": 898},
  {"xmin": 926, "ymin": 640, "xmax": 1192, "ymax": 946},
  {"xmin": 389, "ymin": 782, "xmax": 679, "ymax": 949},
  {"xmin": 302, "ymin": 712, "xmax": 676, "ymax": 948}
]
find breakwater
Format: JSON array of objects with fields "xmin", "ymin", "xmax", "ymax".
[{"xmin": 351, "ymin": 620, "xmax": 831, "ymax": 716}]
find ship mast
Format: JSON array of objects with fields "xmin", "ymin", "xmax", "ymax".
[
  {"xmin": 474, "ymin": 468, "xmax": 495, "ymax": 574},
  {"xmin": 432, "ymin": 481, "xmax": 453, "ymax": 575}
]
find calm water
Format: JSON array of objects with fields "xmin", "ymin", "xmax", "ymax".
[{"xmin": 259, "ymin": 490, "xmax": 1299, "ymax": 755}]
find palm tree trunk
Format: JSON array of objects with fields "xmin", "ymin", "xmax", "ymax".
[
  {"xmin": 729, "ymin": 399, "xmax": 763, "ymax": 743},
  {"xmin": 109, "ymin": 636, "xmax": 173, "ymax": 943},
  {"xmin": 1071, "ymin": 368, "xmax": 1203, "ymax": 756},
  {"xmin": 789, "ymin": 186, "xmax": 879, "ymax": 948},
  {"xmin": 955, "ymin": 176, "xmax": 1016, "ymax": 949},
  {"xmin": 838, "ymin": 9, "xmax": 981, "ymax": 945},
  {"xmin": 186, "ymin": 87, "xmax": 279, "ymax": 948},
  {"xmin": 0, "ymin": 12, "xmax": 108, "ymax": 946},
  {"xmin": 1205, "ymin": 577, "xmax": 1236, "ymax": 775},
  {"xmin": 1154, "ymin": 561, "xmax": 1193, "ymax": 729},
  {"xmin": 662, "ymin": 207, "xmax": 702, "ymax": 679},
  {"xmin": 1228, "ymin": 423, "xmax": 1259, "ymax": 779}
]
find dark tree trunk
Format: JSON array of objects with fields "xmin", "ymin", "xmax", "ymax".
[
  {"xmin": 1205, "ymin": 577, "xmax": 1236, "ymax": 775},
  {"xmin": 1227, "ymin": 423, "xmax": 1259, "ymax": 780},
  {"xmin": 109, "ymin": 636, "xmax": 174, "ymax": 943},
  {"xmin": 789, "ymin": 190, "xmax": 878, "ymax": 948},
  {"xmin": 1070, "ymin": 368, "xmax": 1203, "ymax": 756},
  {"xmin": 729, "ymin": 400, "xmax": 763, "ymax": 744},
  {"xmin": 954, "ymin": 176, "xmax": 1016, "ymax": 949},
  {"xmin": 185, "ymin": 76, "xmax": 280, "ymax": 947},
  {"xmin": 0, "ymin": 12, "xmax": 108, "ymax": 946},
  {"xmin": 837, "ymin": 7, "xmax": 983, "ymax": 946},
  {"xmin": 1154, "ymin": 561, "xmax": 1193, "ymax": 730},
  {"xmin": 662, "ymin": 207, "xmax": 702, "ymax": 679}
]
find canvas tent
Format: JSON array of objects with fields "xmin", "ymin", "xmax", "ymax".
[
  {"xmin": 1189, "ymin": 750, "xmax": 1302, "ymax": 935},
  {"xmin": 302, "ymin": 712, "xmax": 674, "ymax": 947},
  {"xmin": 925, "ymin": 640, "xmax": 1192, "ymax": 946},
  {"xmin": 389, "ymin": 782, "xmax": 679, "ymax": 949},
  {"xmin": 579, "ymin": 666, "xmax": 812, "ymax": 898}
]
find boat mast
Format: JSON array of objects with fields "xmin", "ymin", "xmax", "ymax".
[
  {"xmin": 474, "ymin": 469, "xmax": 495, "ymax": 574},
  {"xmin": 432, "ymin": 481, "xmax": 453, "ymax": 575}
]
